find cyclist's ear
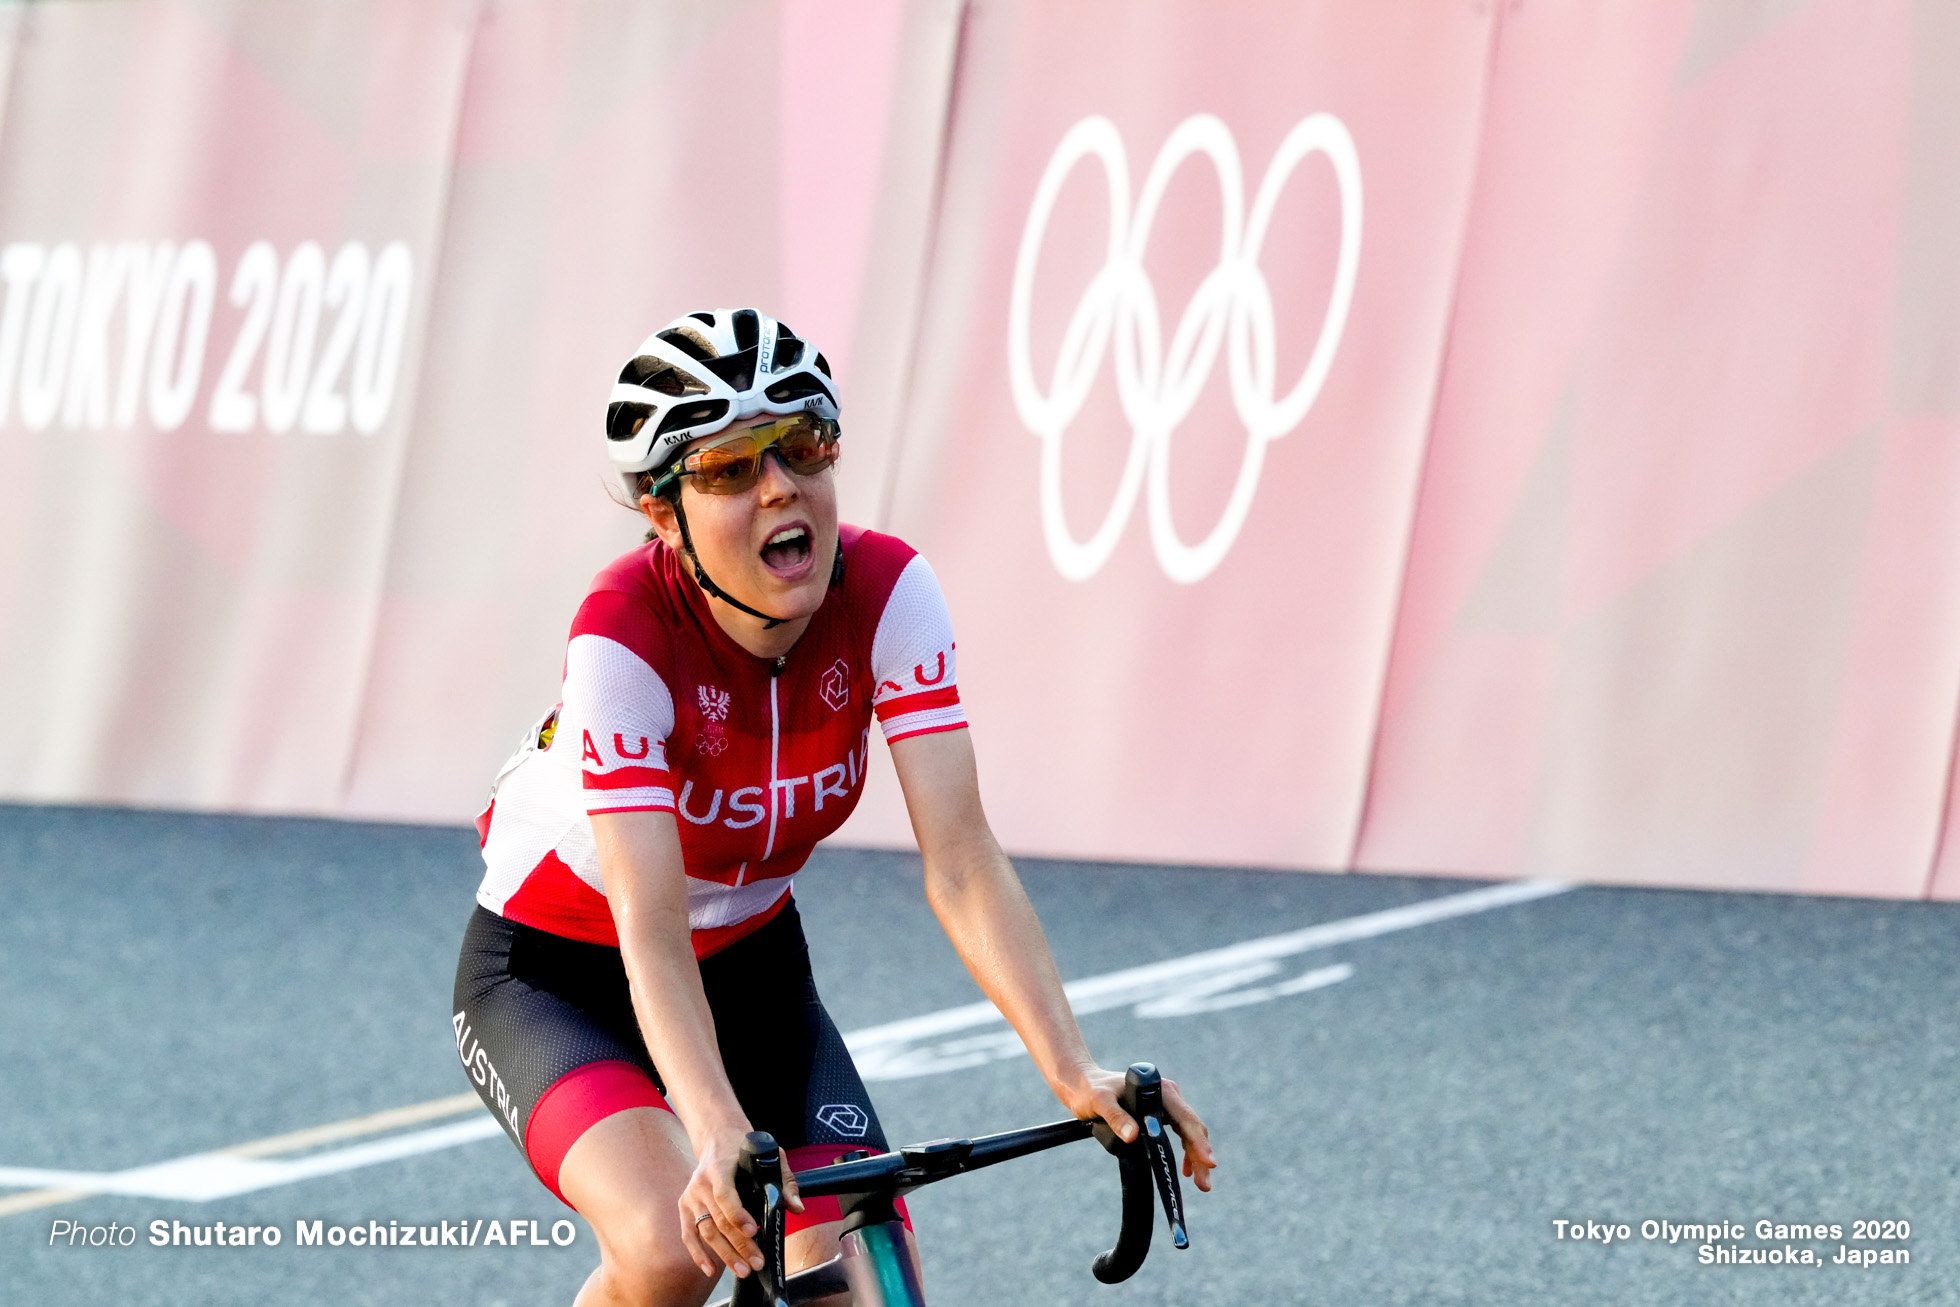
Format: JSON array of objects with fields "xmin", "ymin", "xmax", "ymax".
[{"xmin": 640, "ymin": 489, "xmax": 685, "ymax": 553}]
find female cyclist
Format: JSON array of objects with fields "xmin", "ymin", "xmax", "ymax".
[{"xmin": 453, "ymin": 308, "xmax": 1215, "ymax": 1306}]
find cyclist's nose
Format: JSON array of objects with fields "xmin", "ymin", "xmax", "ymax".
[{"xmin": 756, "ymin": 448, "xmax": 799, "ymax": 503}]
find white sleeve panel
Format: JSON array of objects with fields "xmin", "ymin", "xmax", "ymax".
[
  {"xmin": 869, "ymin": 554, "xmax": 967, "ymax": 742},
  {"xmin": 563, "ymin": 633, "xmax": 677, "ymax": 813},
  {"xmin": 477, "ymin": 747, "xmax": 588, "ymax": 911}
]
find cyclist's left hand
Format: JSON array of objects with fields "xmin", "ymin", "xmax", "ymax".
[{"xmin": 1066, "ymin": 1065, "xmax": 1218, "ymax": 1193}]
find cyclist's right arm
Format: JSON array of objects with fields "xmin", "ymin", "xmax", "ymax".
[
  {"xmin": 567, "ymin": 589, "xmax": 799, "ymax": 1279},
  {"xmin": 590, "ymin": 809, "xmax": 785, "ymax": 1280}
]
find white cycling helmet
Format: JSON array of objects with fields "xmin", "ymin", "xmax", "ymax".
[{"xmin": 605, "ymin": 307, "xmax": 840, "ymax": 494}]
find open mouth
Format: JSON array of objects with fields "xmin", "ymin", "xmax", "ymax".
[{"xmin": 760, "ymin": 524, "xmax": 813, "ymax": 575}]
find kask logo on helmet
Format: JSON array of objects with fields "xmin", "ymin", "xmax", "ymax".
[{"xmin": 1008, "ymin": 113, "xmax": 1362, "ymax": 583}]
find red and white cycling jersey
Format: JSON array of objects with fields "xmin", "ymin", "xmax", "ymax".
[{"xmin": 474, "ymin": 525, "xmax": 964, "ymax": 957}]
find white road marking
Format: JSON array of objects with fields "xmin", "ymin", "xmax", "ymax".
[
  {"xmin": 0, "ymin": 1095, "xmax": 497, "ymax": 1216},
  {"xmin": 0, "ymin": 878, "xmax": 1569, "ymax": 1210},
  {"xmin": 0, "ymin": 1117, "xmax": 505, "ymax": 1203},
  {"xmin": 848, "ymin": 878, "xmax": 1571, "ymax": 1079},
  {"xmin": 224, "ymin": 1091, "xmax": 487, "ymax": 1158},
  {"xmin": 1133, "ymin": 961, "xmax": 1354, "ymax": 1018}
]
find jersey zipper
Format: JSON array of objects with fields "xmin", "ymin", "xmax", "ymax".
[{"xmin": 762, "ymin": 655, "xmax": 786, "ymax": 861}]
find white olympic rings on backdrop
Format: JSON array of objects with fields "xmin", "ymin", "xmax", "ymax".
[{"xmin": 1008, "ymin": 113, "xmax": 1362, "ymax": 582}]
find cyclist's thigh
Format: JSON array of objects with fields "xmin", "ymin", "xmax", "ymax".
[
  {"xmin": 556, "ymin": 1106, "xmax": 699, "ymax": 1270},
  {"xmin": 452, "ymin": 907, "xmax": 672, "ymax": 1200}
]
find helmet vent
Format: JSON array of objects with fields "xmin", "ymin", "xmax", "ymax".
[
  {"xmin": 658, "ymin": 326, "xmax": 718, "ymax": 363},
  {"xmin": 813, "ymin": 352, "xmax": 832, "ymax": 378},
  {"xmin": 617, "ymin": 355, "xmax": 708, "ymax": 397},
  {"xmin": 732, "ymin": 309, "xmax": 760, "ymax": 352},
  {"xmin": 606, "ymin": 400, "xmax": 652, "ymax": 441},
  {"xmin": 701, "ymin": 347, "xmax": 757, "ymax": 394},
  {"xmin": 763, "ymin": 373, "xmax": 834, "ymax": 407},
  {"xmin": 653, "ymin": 398, "xmax": 730, "ymax": 437},
  {"xmin": 688, "ymin": 311, "xmax": 717, "ymax": 326}
]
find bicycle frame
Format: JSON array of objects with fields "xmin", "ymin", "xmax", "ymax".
[{"xmin": 718, "ymin": 1063, "xmax": 1189, "ymax": 1307}]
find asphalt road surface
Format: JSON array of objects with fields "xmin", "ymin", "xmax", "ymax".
[{"xmin": 3, "ymin": 803, "xmax": 1956, "ymax": 1305}]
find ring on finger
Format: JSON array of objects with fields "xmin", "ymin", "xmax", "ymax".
[{"xmin": 694, "ymin": 1212, "xmax": 715, "ymax": 1226}]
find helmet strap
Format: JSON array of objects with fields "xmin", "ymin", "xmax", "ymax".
[{"xmin": 669, "ymin": 498, "xmax": 846, "ymax": 630}]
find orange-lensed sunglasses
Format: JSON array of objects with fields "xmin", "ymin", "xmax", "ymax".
[{"xmin": 650, "ymin": 415, "xmax": 841, "ymax": 497}]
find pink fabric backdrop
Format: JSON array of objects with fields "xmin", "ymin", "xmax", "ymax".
[
  {"xmin": 4, "ymin": 0, "xmax": 1960, "ymax": 899},
  {"xmin": 0, "ymin": 0, "xmax": 471, "ymax": 809},
  {"xmin": 1357, "ymin": 0, "xmax": 1960, "ymax": 900},
  {"xmin": 838, "ymin": 0, "xmax": 1496, "ymax": 868}
]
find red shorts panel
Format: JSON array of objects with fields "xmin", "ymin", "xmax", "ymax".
[
  {"xmin": 525, "ymin": 1059, "xmax": 672, "ymax": 1203},
  {"xmin": 786, "ymin": 1144, "xmax": 912, "ymax": 1234}
]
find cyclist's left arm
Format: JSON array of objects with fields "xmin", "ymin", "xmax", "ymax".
[{"xmin": 890, "ymin": 727, "xmax": 1217, "ymax": 1191}]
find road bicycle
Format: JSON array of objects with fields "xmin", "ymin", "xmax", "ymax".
[{"xmin": 713, "ymin": 1063, "xmax": 1190, "ymax": 1307}]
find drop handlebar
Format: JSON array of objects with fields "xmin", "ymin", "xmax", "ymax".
[{"xmin": 725, "ymin": 1062, "xmax": 1187, "ymax": 1307}]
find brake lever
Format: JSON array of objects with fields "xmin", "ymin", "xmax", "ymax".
[
  {"xmin": 731, "ymin": 1132, "xmax": 790, "ymax": 1307},
  {"xmin": 1090, "ymin": 1062, "xmax": 1191, "ymax": 1282},
  {"xmin": 1142, "ymin": 1111, "xmax": 1189, "ymax": 1249}
]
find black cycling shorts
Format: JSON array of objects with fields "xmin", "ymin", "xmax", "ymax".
[{"xmin": 453, "ymin": 898, "xmax": 890, "ymax": 1220}]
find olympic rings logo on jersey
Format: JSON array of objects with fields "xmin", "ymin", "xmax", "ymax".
[{"xmin": 1007, "ymin": 112, "xmax": 1362, "ymax": 583}]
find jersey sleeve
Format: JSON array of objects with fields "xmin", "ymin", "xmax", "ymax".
[
  {"xmin": 869, "ymin": 554, "xmax": 967, "ymax": 743},
  {"xmin": 563, "ymin": 591, "xmax": 677, "ymax": 815}
]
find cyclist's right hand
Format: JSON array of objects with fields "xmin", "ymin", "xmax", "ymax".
[
  {"xmin": 679, "ymin": 1124, "xmax": 765, "ymax": 1280},
  {"xmin": 678, "ymin": 1124, "xmax": 806, "ymax": 1280}
]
